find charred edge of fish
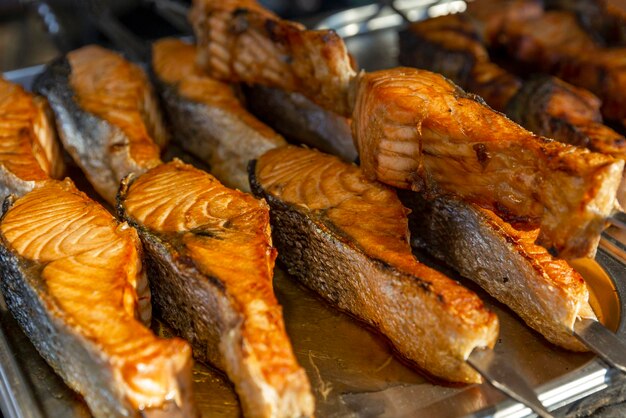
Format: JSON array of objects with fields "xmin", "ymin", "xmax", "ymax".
[
  {"xmin": 1, "ymin": 195, "xmax": 16, "ymax": 218},
  {"xmin": 398, "ymin": 29, "xmax": 478, "ymax": 87}
]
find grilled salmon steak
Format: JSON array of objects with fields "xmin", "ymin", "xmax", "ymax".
[
  {"xmin": 0, "ymin": 179, "xmax": 195, "ymax": 418},
  {"xmin": 352, "ymin": 67, "xmax": 624, "ymax": 259},
  {"xmin": 250, "ymin": 146, "xmax": 499, "ymax": 384},
  {"xmin": 118, "ymin": 160, "xmax": 314, "ymax": 418},
  {"xmin": 399, "ymin": 15, "xmax": 626, "ymax": 206},
  {"xmin": 190, "ymin": 0, "xmax": 356, "ymax": 116},
  {"xmin": 0, "ymin": 77, "xmax": 64, "ymax": 197},
  {"xmin": 400, "ymin": 191, "xmax": 596, "ymax": 351},
  {"xmin": 152, "ymin": 38, "xmax": 286, "ymax": 192},
  {"xmin": 33, "ymin": 45, "xmax": 167, "ymax": 203}
]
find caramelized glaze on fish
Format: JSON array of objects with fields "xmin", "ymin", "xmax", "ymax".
[
  {"xmin": 352, "ymin": 67, "xmax": 623, "ymax": 259},
  {"xmin": 152, "ymin": 38, "xmax": 286, "ymax": 191},
  {"xmin": 400, "ymin": 190, "xmax": 596, "ymax": 351},
  {"xmin": 33, "ymin": 45, "xmax": 167, "ymax": 203},
  {"xmin": 190, "ymin": 0, "xmax": 356, "ymax": 116},
  {"xmin": 0, "ymin": 179, "xmax": 194, "ymax": 418},
  {"xmin": 118, "ymin": 160, "xmax": 314, "ymax": 418},
  {"xmin": 0, "ymin": 77, "xmax": 64, "ymax": 197},
  {"xmin": 250, "ymin": 146, "xmax": 499, "ymax": 384}
]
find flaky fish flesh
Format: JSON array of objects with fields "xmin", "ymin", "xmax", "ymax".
[
  {"xmin": 118, "ymin": 160, "xmax": 314, "ymax": 418},
  {"xmin": 33, "ymin": 45, "xmax": 167, "ymax": 203},
  {"xmin": 250, "ymin": 146, "xmax": 498, "ymax": 384},
  {"xmin": 0, "ymin": 179, "xmax": 195, "ymax": 418},
  {"xmin": 151, "ymin": 38, "xmax": 286, "ymax": 192},
  {"xmin": 0, "ymin": 77, "xmax": 64, "ymax": 197},
  {"xmin": 352, "ymin": 67, "xmax": 624, "ymax": 259}
]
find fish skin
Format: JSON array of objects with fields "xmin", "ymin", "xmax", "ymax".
[
  {"xmin": 250, "ymin": 146, "xmax": 499, "ymax": 384},
  {"xmin": 151, "ymin": 38, "xmax": 286, "ymax": 192},
  {"xmin": 33, "ymin": 47, "xmax": 165, "ymax": 204},
  {"xmin": 117, "ymin": 160, "xmax": 314, "ymax": 418},
  {"xmin": 242, "ymin": 84, "xmax": 357, "ymax": 162},
  {"xmin": 399, "ymin": 190, "xmax": 595, "ymax": 352},
  {"xmin": 0, "ymin": 77, "xmax": 65, "ymax": 198},
  {"xmin": 352, "ymin": 67, "xmax": 624, "ymax": 260},
  {"xmin": 0, "ymin": 179, "xmax": 196, "ymax": 418},
  {"xmin": 190, "ymin": 0, "xmax": 356, "ymax": 117}
]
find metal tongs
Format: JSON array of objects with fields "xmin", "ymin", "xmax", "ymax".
[{"xmin": 32, "ymin": 1, "xmax": 626, "ymax": 417}]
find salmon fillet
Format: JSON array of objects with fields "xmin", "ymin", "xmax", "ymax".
[
  {"xmin": 189, "ymin": 0, "xmax": 356, "ymax": 116},
  {"xmin": 352, "ymin": 67, "xmax": 624, "ymax": 259},
  {"xmin": 33, "ymin": 45, "xmax": 167, "ymax": 203},
  {"xmin": 250, "ymin": 146, "xmax": 499, "ymax": 384},
  {"xmin": 118, "ymin": 160, "xmax": 314, "ymax": 418},
  {"xmin": 400, "ymin": 191, "xmax": 596, "ymax": 351},
  {"xmin": 0, "ymin": 179, "xmax": 195, "ymax": 418},
  {"xmin": 152, "ymin": 38, "xmax": 286, "ymax": 192},
  {"xmin": 0, "ymin": 77, "xmax": 64, "ymax": 197}
]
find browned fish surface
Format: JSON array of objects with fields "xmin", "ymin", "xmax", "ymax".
[
  {"xmin": 490, "ymin": 9, "xmax": 626, "ymax": 127},
  {"xmin": 152, "ymin": 38, "xmax": 286, "ymax": 191},
  {"xmin": 34, "ymin": 45, "xmax": 167, "ymax": 203},
  {"xmin": 118, "ymin": 160, "xmax": 314, "ymax": 418},
  {"xmin": 190, "ymin": 0, "xmax": 356, "ymax": 116},
  {"xmin": 400, "ymin": 190, "xmax": 595, "ymax": 351},
  {"xmin": 0, "ymin": 77, "xmax": 64, "ymax": 196},
  {"xmin": 0, "ymin": 179, "xmax": 194, "ymax": 418},
  {"xmin": 352, "ymin": 67, "xmax": 624, "ymax": 259},
  {"xmin": 250, "ymin": 146, "xmax": 499, "ymax": 384}
]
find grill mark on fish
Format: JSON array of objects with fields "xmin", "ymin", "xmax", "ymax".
[
  {"xmin": 33, "ymin": 47, "xmax": 166, "ymax": 204},
  {"xmin": 0, "ymin": 77, "xmax": 65, "ymax": 197},
  {"xmin": 400, "ymin": 190, "xmax": 595, "ymax": 351},
  {"xmin": 0, "ymin": 179, "xmax": 195, "ymax": 418},
  {"xmin": 151, "ymin": 38, "xmax": 286, "ymax": 192},
  {"xmin": 250, "ymin": 146, "xmax": 498, "ymax": 384},
  {"xmin": 352, "ymin": 67, "xmax": 624, "ymax": 259},
  {"xmin": 118, "ymin": 160, "xmax": 314, "ymax": 418},
  {"xmin": 190, "ymin": 0, "xmax": 356, "ymax": 116}
]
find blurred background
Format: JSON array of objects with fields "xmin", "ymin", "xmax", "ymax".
[{"xmin": 0, "ymin": 0, "xmax": 379, "ymax": 72}]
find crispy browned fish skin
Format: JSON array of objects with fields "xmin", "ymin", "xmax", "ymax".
[
  {"xmin": 118, "ymin": 160, "xmax": 314, "ymax": 418},
  {"xmin": 352, "ymin": 67, "xmax": 623, "ymax": 259},
  {"xmin": 399, "ymin": 190, "xmax": 595, "ymax": 352},
  {"xmin": 0, "ymin": 77, "xmax": 65, "ymax": 197},
  {"xmin": 0, "ymin": 179, "xmax": 195, "ymax": 418},
  {"xmin": 190, "ymin": 0, "xmax": 356, "ymax": 117},
  {"xmin": 250, "ymin": 146, "xmax": 499, "ymax": 384},
  {"xmin": 33, "ymin": 45, "xmax": 167, "ymax": 204},
  {"xmin": 151, "ymin": 38, "xmax": 286, "ymax": 192},
  {"xmin": 243, "ymin": 84, "xmax": 357, "ymax": 162}
]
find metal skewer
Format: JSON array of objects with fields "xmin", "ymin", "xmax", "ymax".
[{"xmin": 468, "ymin": 347, "xmax": 554, "ymax": 418}]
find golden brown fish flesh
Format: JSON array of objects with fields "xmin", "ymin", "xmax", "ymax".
[
  {"xmin": 190, "ymin": 0, "xmax": 356, "ymax": 116},
  {"xmin": 399, "ymin": 190, "xmax": 596, "ymax": 351},
  {"xmin": 118, "ymin": 160, "xmax": 314, "ymax": 418},
  {"xmin": 0, "ymin": 179, "xmax": 195, "ymax": 418},
  {"xmin": 250, "ymin": 146, "xmax": 499, "ymax": 384},
  {"xmin": 33, "ymin": 45, "xmax": 167, "ymax": 203},
  {"xmin": 352, "ymin": 67, "xmax": 624, "ymax": 259},
  {"xmin": 0, "ymin": 77, "xmax": 64, "ymax": 197},
  {"xmin": 151, "ymin": 38, "xmax": 286, "ymax": 191}
]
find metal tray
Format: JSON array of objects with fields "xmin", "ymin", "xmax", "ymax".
[{"xmin": 2, "ymin": 5, "xmax": 626, "ymax": 415}]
